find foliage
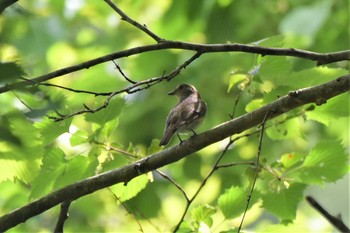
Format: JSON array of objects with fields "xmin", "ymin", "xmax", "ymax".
[{"xmin": 0, "ymin": 0, "xmax": 349, "ymax": 232}]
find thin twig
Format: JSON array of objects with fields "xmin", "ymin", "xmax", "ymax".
[
  {"xmin": 112, "ymin": 60, "xmax": 136, "ymax": 84},
  {"xmin": 0, "ymin": 74, "xmax": 349, "ymax": 232},
  {"xmin": 306, "ymin": 196, "xmax": 350, "ymax": 233},
  {"xmin": 103, "ymin": 0, "xmax": 163, "ymax": 43},
  {"xmin": 1, "ymin": 44, "xmax": 348, "ymax": 94},
  {"xmin": 156, "ymin": 170, "xmax": 189, "ymax": 201},
  {"xmin": 12, "ymin": 91, "xmax": 33, "ymax": 111},
  {"xmin": 50, "ymin": 52, "xmax": 201, "ymax": 121},
  {"xmin": 109, "ymin": 190, "xmax": 144, "ymax": 233},
  {"xmin": 172, "ymin": 130, "xmax": 259, "ymax": 232},
  {"xmin": 238, "ymin": 111, "xmax": 270, "ymax": 232},
  {"xmin": 20, "ymin": 77, "xmax": 111, "ymax": 96},
  {"xmin": 54, "ymin": 201, "xmax": 71, "ymax": 233}
]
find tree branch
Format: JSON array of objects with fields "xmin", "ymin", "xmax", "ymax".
[
  {"xmin": 306, "ymin": 196, "xmax": 350, "ymax": 233},
  {"xmin": 49, "ymin": 52, "xmax": 201, "ymax": 121},
  {"xmin": 0, "ymin": 74, "xmax": 349, "ymax": 231},
  {"xmin": 103, "ymin": 0, "xmax": 163, "ymax": 43},
  {"xmin": 53, "ymin": 201, "xmax": 71, "ymax": 233},
  {"xmin": 0, "ymin": 42, "xmax": 348, "ymax": 94}
]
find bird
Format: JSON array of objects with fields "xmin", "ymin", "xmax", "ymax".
[{"xmin": 159, "ymin": 84, "xmax": 207, "ymax": 146}]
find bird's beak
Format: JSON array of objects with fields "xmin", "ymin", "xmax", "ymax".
[{"xmin": 168, "ymin": 89, "xmax": 176, "ymax": 95}]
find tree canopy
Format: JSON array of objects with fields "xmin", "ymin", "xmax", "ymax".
[{"xmin": 0, "ymin": 0, "xmax": 349, "ymax": 232}]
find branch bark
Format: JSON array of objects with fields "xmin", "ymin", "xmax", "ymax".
[
  {"xmin": 0, "ymin": 74, "xmax": 349, "ymax": 231},
  {"xmin": 0, "ymin": 41, "xmax": 348, "ymax": 94}
]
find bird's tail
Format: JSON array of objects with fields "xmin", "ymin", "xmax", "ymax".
[{"xmin": 159, "ymin": 127, "xmax": 175, "ymax": 146}]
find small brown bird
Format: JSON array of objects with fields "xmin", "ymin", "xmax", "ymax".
[{"xmin": 159, "ymin": 84, "xmax": 207, "ymax": 146}]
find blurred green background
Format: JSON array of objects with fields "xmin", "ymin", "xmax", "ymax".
[{"xmin": 0, "ymin": 0, "xmax": 349, "ymax": 232}]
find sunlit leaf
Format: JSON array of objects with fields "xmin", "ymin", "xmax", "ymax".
[
  {"xmin": 266, "ymin": 118, "xmax": 301, "ymax": 141},
  {"xmin": 70, "ymin": 129, "xmax": 89, "ymax": 146},
  {"xmin": 218, "ymin": 186, "xmax": 259, "ymax": 219},
  {"xmin": 306, "ymin": 94, "xmax": 349, "ymax": 126},
  {"xmin": 262, "ymin": 183, "xmax": 306, "ymax": 221},
  {"xmin": 245, "ymin": 99, "xmax": 264, "ymax": 112},
  {"xmin": 109, "ymin": 174, "xmax": 149, "ymax": 202},
  {"xmin": 298, "ymin": 141, "xmax": 348, "ymax": 184},
  {"xmin": 191, "ymin": 204, "xmax": 216, "ymax": 230},
  {"xmin": 30, "ymin": 147, "xmax": 66, "ymax": 199},
  {"xmin": 34, "ymin": 117, "xmax": 72, "ymax": 146},
  {"xmin": 85, "ymin": 97, "xmax": 125, "ymax": 125}
]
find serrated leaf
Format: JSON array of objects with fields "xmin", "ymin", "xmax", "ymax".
[
  {"xmin": 191, "ymin": 204, "xmax": 216, "ymax": 230},
  {"xmin": 262, "ymin": 183, "xmax": 306, "ymax": 221},
  {"xmin": 70, "ymin": 130, "xmax": 89, "ymax": 146},
  {"xmin": 55, "ymin": 155, "xmax": 98, "ymax": 189},
  {"xmin": 30, "ymin": 147, "xmax": 66, "ymax": 199},
  {"xmin": 34, "ymin": 117, "xmax": 72, "ymax": 146},
  {"xmin": 0, "ymin": 62, "xmax": 26, "ymax": 82},
  {"xmin": 30, "ymin": 148, "xmax": 98, "ymax": 199},
  {"xmin": 218, "ymin": 186, "xmax": 258, "ymax": 219},
  {"xmin": 0, "ymin": 149, "xmax": 41, "ymax": 183},
  {"xmin": 85, "ymin": 97, "xmax": 125, "ymax": 125},
  {"xmin": 9, "ymin": 113, "xmax": 41, "ymax": 147},
  {"xmin": 298, "ymin": 141, "xmax": 348, "ymax": 184},
  {"xmin": 109, "ymin": 174, "xmax": 149, "ymax": 202}
]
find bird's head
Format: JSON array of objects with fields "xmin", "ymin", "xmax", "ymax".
[{"xmin": 168, "ymin": 84, "xmax": 198, "ymax": 101}]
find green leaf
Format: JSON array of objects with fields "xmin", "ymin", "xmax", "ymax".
[
  {"xmin": 109, "ymin": 174, "xmax": 149, "ymax": 202},
  {"xmin": 258, "ymin": 57, "xmax": 292, "ymax": 86},
  {"xmin": 34, "ymin": 117, "xmax": 72, "ymax": 146},
  {"xmin": 55, "ymin": 155, "xmax": 98, "ymax": 189},
  {"xmin": 70, "ymin": 130, "xmax": 89, "ymax": 146},
  {"xmin": 262, "ymin": 183, "xmax": 306, "ymax": 221},
  {"xmin": 147, "ymin": 139, "xmax": 162, "ymax": 155},
  {"xmin": 218, "ymin": 186, "xmax": 258, "ymax": 219},
  {"xmin": 245, "ymin": 99, "xmax": 264, "ymax": 112},
  {"xmin": 0, "ymin": 149, "xmax": 41, "ymax": 183},
  {"xmin": 30, "ymin": 148, "xmax": 98, "ymax": 199},
  {"xmin": 30, "ymin": 147, "xmax": 66, "ymax": 199},
  {"xmin": 266, "ymin": 118, "xmax": 301, "ymax": 141},
  {"xmin": 9, "ymin": 112, "xmax": 41, "ymax": 147},
  {"xmin": 279, "ymin": 153, "xmax": 304, "ymax": 169},
  {"xmin": 191, "ymin": 204, "xmax": 216, "ymax": 230},
  {"xmin": 177, "ymin": 220, "xmax": 193, "ymax": 233},
  {"xmin": 85, "ymin": 97, "xmax": 125, "ymax": 125},
  {"xmin": 287, "ymin": 66, "xmax": 348, "ymax": 90},
  {"xmin": 306, "ymin": 94, "xmax": 349, "ymax": 126},
  {"xmin": 227, "ymin": 73, "xmax": 249, "ymax": 93},
  {"xmin": 0, "ymin": 62, "xmax": 26, "ymax": 82},
  {"xmin": 298, "ymin": 141, "xmax": 348, "ymax": 184}
]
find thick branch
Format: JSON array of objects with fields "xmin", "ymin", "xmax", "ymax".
[
  {"xmin": 0, "ymin": 42, "xmax": 348, "ymax": 94},
  {"xmin": 0, "ymin": 74, "xmax": 349, "ymax": 231}
]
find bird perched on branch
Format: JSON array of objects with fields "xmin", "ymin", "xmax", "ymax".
[{"xmin": 159, "ymin": 84, "xmax": 207, "ymax": 146}]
